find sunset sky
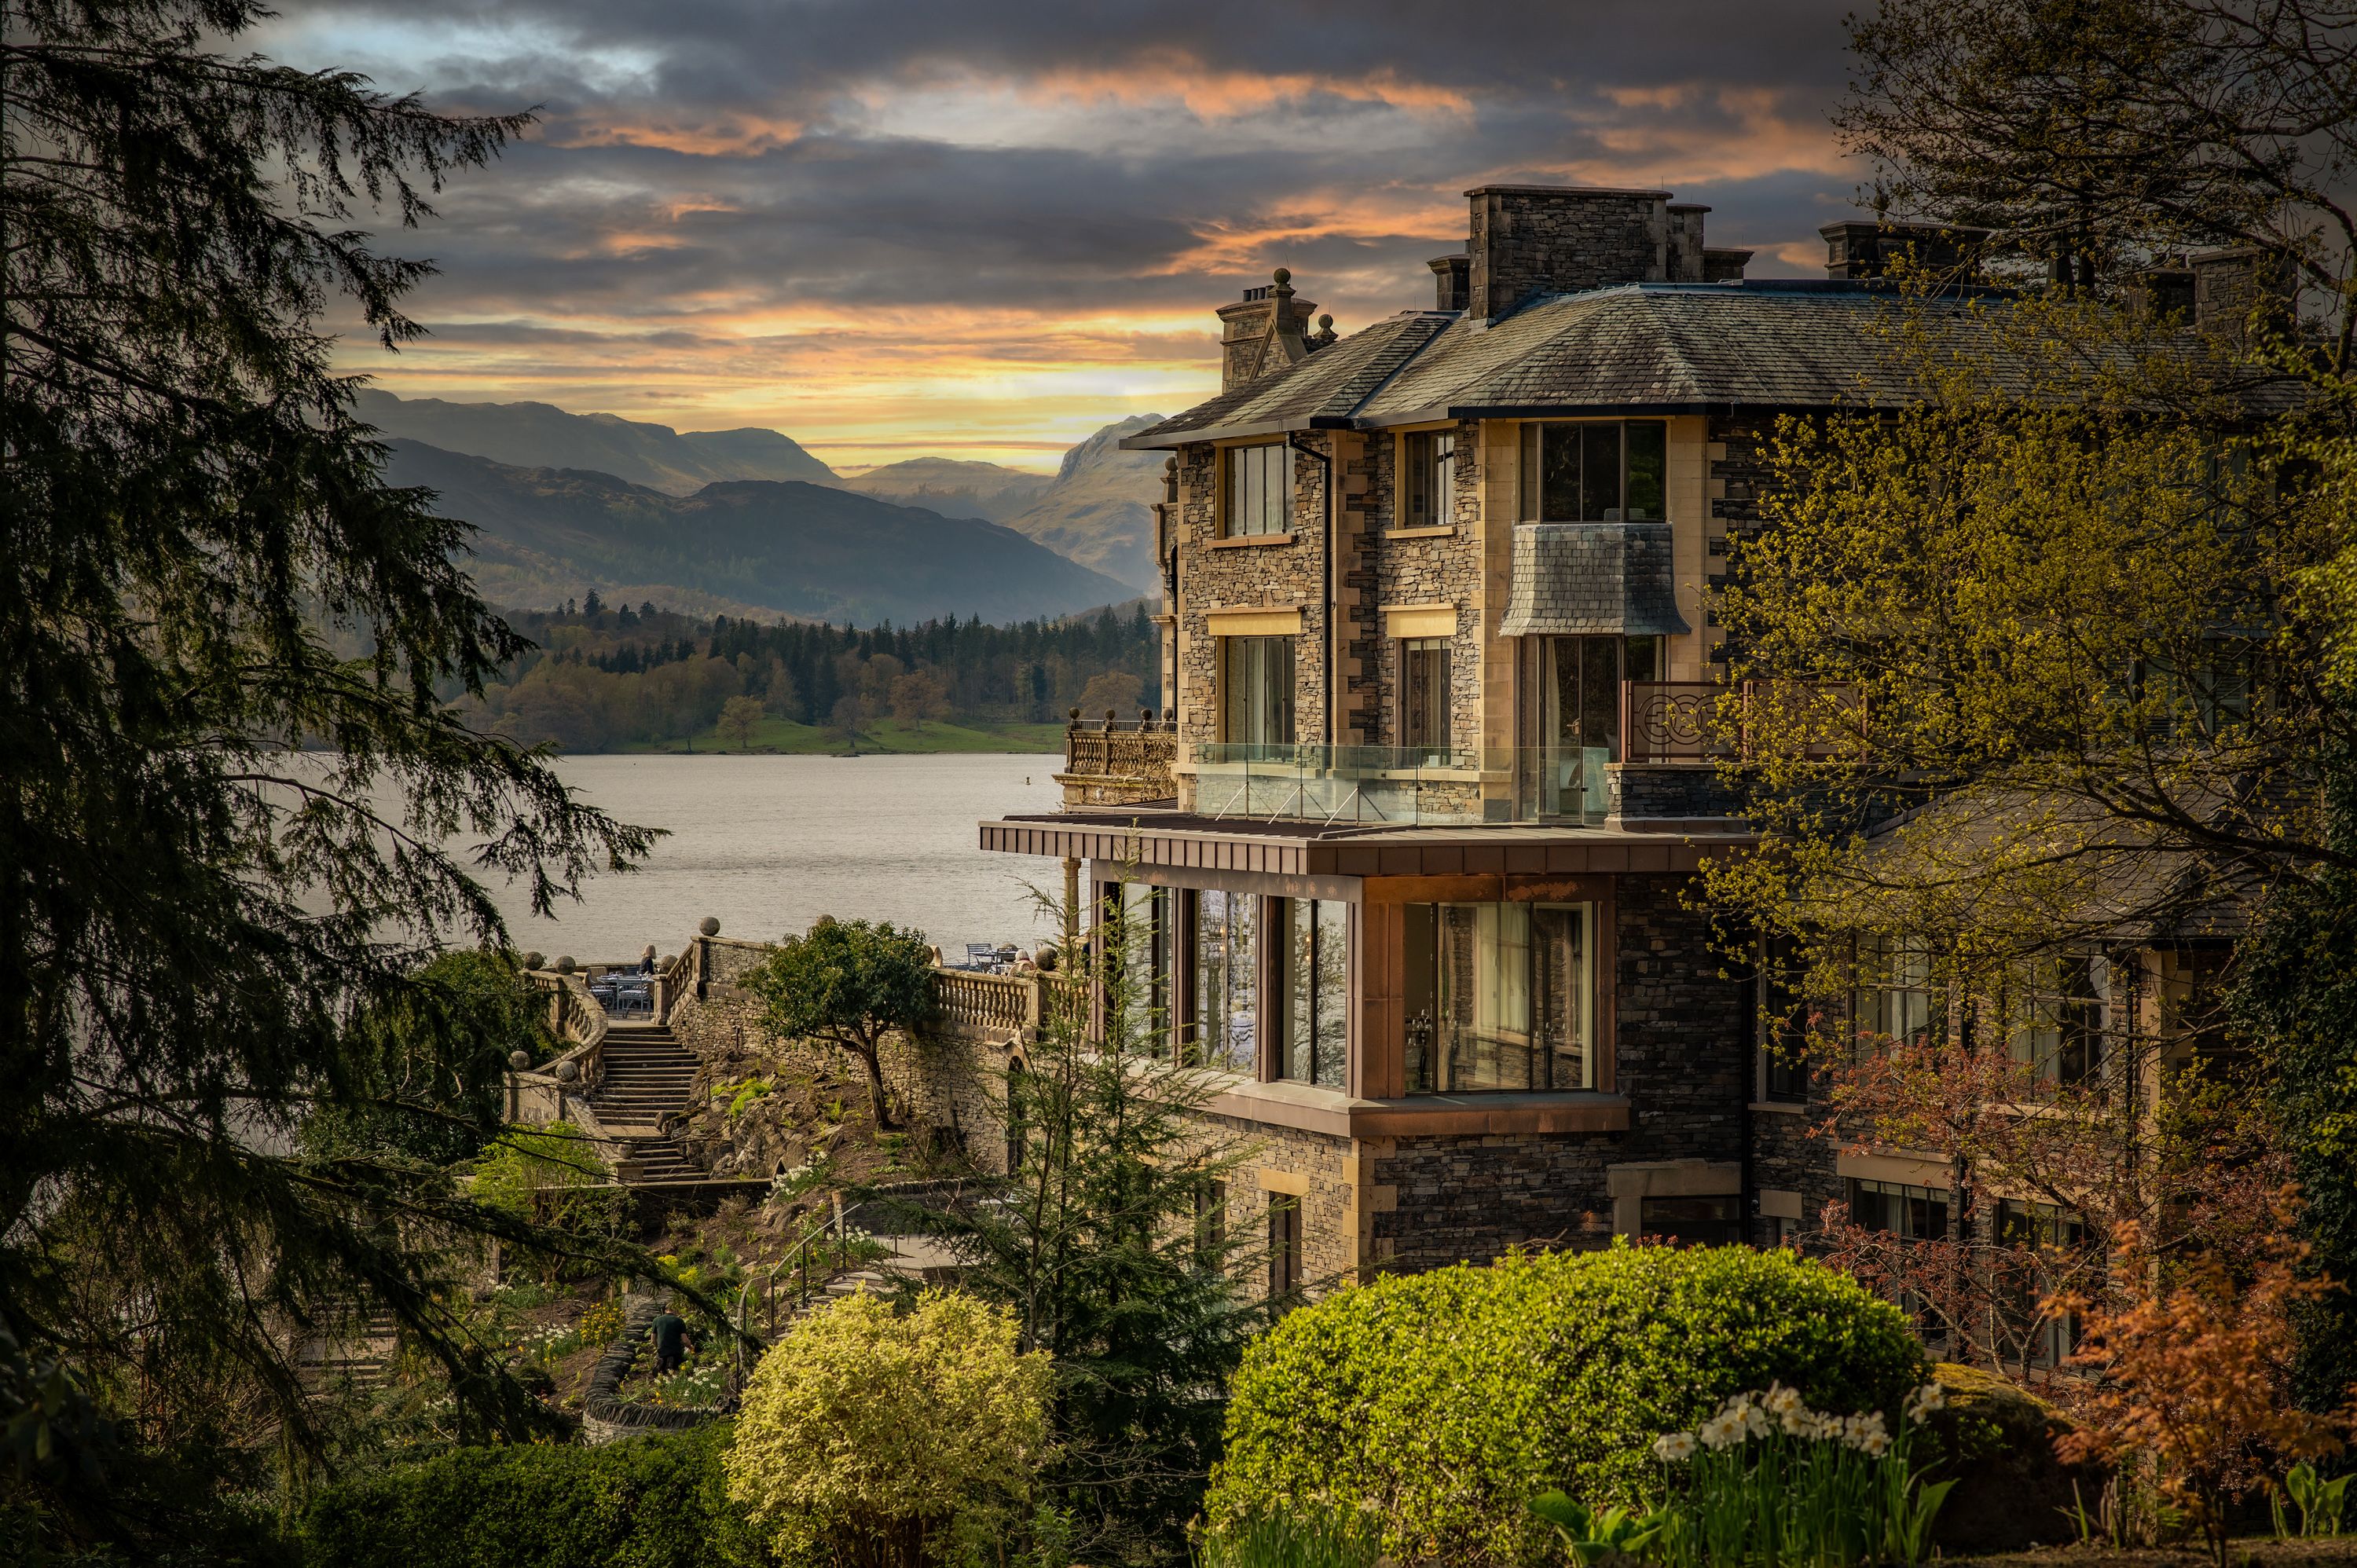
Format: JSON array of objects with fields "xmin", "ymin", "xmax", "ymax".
[{"xmin": 268, "ymin": 1, "xmax": 1870, "ymax": 471}]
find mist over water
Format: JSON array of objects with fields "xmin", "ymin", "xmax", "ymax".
[{"xmin": 487, "ymin": 753, "xmax": 1065, "ymax": 963}]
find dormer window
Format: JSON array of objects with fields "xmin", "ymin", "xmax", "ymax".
[
  {"xmin": 1402, "ymin": 430, "xmax": 1455, "ymax": 526},
  {"xmin": 1222, "ymin": 442, "xmax": 1293, "ymax": 537},
  {"xmin": 1517, "ymin": 420, "xmax": 1667, "ymax": 522}
]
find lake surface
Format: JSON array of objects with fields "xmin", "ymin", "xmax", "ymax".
[{"xmin": 489, "ymin": 753, "xmax": 1065, "ymax": 963}]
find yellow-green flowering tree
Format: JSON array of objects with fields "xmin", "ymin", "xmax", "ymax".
[{"xmin": 725, "ymin": 1289, "xmax": 1052, "ymax": 1568}]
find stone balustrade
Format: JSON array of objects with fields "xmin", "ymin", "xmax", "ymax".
[{"xmin": 1058, "ymin": 720, "xmax": 1178, "ymax": 808}]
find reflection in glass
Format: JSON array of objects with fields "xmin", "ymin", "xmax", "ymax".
[
  {"xmin": 1279, "ymin": 898, "xmax": 1347, "ymax": 1090},
  {"xmin": 1405, "ymin": 901, "xmax": 1591, "ymax": 1093},
  {"xmin": 1193, "ymin": 889, "xmax": 1257, "ymax": 1074}
]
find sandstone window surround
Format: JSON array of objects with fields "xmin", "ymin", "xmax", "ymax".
[
  {"xmin": 1607, "ymin": 1159, "xmax": 1743, "ymax": 1241},
  {"xmin": 1221, "ymin": 440, "xmax": 1294, "ymax": 537},
  {"xmin": 1517, "ymin": 419, "xmax": 1669, "ymax": 523},
  {"xmin": 1402, "ymin": 899, "xmax": 1595, "ymax": 1094}
]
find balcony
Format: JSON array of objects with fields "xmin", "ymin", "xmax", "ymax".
[{"xmin": 1057, "ymin": 713, "xmax": 1178, "ymax": 807}]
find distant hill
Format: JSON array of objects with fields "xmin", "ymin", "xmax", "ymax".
[
  {"xmin": 840, "ymin": 457, "xmax": 1054, "ymax": 523},
  {"xmin": 1001, "ymin": 414, "xmax": 1169, "ymax": 588},
  {"xmin": 354, "ymin": 389, "xmax": 838, "ymax": 493},
  {"xmin": 387, "ymin": 440, "xmax": 1136, "ymax": 626}
]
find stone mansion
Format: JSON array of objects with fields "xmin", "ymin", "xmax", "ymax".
[{"xmin": 957, "ymin": 184, "xmax": 2256, "ymax": 1299}]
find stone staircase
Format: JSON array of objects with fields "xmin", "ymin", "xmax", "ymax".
[
  {"xmin": 590, "ymin": 1022, "xmax": 705, "ymax": 1184},
  {"xmin": 296, "ymin": 1305, "xmax": 398, "ymax": 1393}
]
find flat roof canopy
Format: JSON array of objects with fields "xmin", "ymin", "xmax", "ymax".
[{"xmin": 979, "ymin": 815, "xmax": 1747, "ymax": 881}]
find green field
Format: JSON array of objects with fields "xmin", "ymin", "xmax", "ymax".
[{"xmin": 619, "ymin": 715, "xmax": 1067, "ymax": 756}]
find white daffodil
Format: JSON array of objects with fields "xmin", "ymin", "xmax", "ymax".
[
  {"xmin": 1765, "ymin": 1383, "xmax": 1803, "ymax": 1416},
  {"xmin": 1699, "ymin": 1413, "xmax": 1739, "ymax": 1450},
  {"xmin": 1859, "ymin": 1429, "xmax": 1892, "ymax": 1457},
  {"xmin": 1654, "ymin": 1431, "xmax": 1698, "ymax": 1462},
  {"xmin": 1904, "ymin": 1383, "xmax": 1948, "ymax": 1420}
]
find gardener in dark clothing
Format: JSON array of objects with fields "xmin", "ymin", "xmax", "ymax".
[{"xmin": 651, "ymin": 1306, "xmax": 694, "ymax": 1375}]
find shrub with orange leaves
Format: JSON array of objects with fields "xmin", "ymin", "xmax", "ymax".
[{"xmin": 2051, "ymin": 1207, "xmax": 2349, "ymax": 1566}]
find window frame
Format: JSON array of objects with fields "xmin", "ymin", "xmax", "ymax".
[
  {"xmin": 1274, "ymin": 897, "xmax": 1349, "ymax": 1090},
  {"xmin": 1399, "ymin": 636, "xmax": 1451, "ymax": 752},
  {"xmin": 1402, "ymin": 899, "xmax": 1596, "ymax": 1095},
  {"xmin": 1221, "ymin": 441, "xmax": 1296, "ymax": 538},
  {"xmin": 1516, "ymin": 419, "xmax": 1670, "ymax": 523},
  {"xmin": 1218, "ymin": 635, "xmax": 1296, "ymax": 748},
  {"xmin": 1399, "ymin": 427, "xmax": 1457, "ymax": 529}
]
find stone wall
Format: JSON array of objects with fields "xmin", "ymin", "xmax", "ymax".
[
  {"xmin": 665, "ymin": 945, "xmax": 1007, "ymax": 1178},
  {"xmin": 1612, "ymin": 874, "xmax": 1750, "ymax": 1166},
  {"xmin": 1370, "ymin": 1134, "xmax": 1618, "ymax": 1270},
  {"xmin": 1607, "ymin": 763, "xmax": 1745, "ymax": 822},
  {"xmin": 1173, "ymin": 435, "xmax": 1340, "ymax": 751}
]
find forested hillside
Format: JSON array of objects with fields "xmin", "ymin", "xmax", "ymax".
[{"xmin": 467, "ymin": 597, "xmax": 1160, "ymax": 752}]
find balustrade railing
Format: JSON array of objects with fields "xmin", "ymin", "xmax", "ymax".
[
  {"xmin": 511, "ymin": 969, "xmax": 610, "ymax": 1119},
  {"xmin": 928, "ymin": 967, "xmax": 1089, "ymax": 1044},
  {"xmin": 1622, "ymin": 682, "xmax": 1732, "ymax": 764}
]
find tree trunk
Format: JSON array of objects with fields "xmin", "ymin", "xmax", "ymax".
[{"xmin": 858, "ymin": 1037, "xmax": 899, "ymax": 1130}]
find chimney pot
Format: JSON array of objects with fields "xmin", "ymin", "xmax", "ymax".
[{"xmin": 1215, "ymin": 268, "xmax": 1318, "ymax": 390}]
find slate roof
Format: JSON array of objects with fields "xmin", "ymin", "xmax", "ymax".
[
  {"xmin": 1497, "ymin": 522, "xmax": 1692, "ymax": 637},
  {"xmin": 1122, "ymin": 281, "xmax": 2007, "ymax": 448}
]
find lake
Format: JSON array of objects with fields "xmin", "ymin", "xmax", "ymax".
[{"xmin": 488, "ymin": 753, "xmax": 1065, "ymax": 964}]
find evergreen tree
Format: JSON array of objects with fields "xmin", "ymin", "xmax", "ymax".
[
  {"xmin": 891, "ymin": 888, "xmax": 1263, "ymax": 1566},
  {"xmin": 1, "ymin": 0, "xmax": 666, "ymax": 1544}
]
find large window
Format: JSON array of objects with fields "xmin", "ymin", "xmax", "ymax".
[
  {"xmin": 1401, "ymin": 637, "xmax": 1450, "ymax": 752},
  {"xmin": 1517, "ymin": 420, "xmax": 1667, "ymax": 522},
  {"xmin": 1403, "ymin": 902, "xmax": 1593, "ymax": 1094},
  {"xmin": 1759, "ymin": 934, "xmax": 1809, "ymax": 1104},
  {"xmin": 1113, "ymin": 882, "xmax": 1171, "ymax": 1042},
  {"xmin": 1223, "ymin": 442, "xmax": 1293, "ymax": 537},
  {"xmin": 1277, "ymin": 898, "xmax": 1347, "ymax": 1090},
  {"xmin": 2011, "ymin": 953, "xmax": 2107, "ymax": 1090},
  {"xmin": 1849, "ymin": 1178, "xmax": 1951, "ymax": 1241},
  {"xmin": 1219, "ymin": 636, "xmax": 1295, "ymax": 748},
  {"xmin": 1853, "ymin": 937, "xmax": 1944, "ymax": 1054},
  {"xmin": 1192, "ymin": 888, "xmax": 1258, "ymax": 1074},
  {"xmin": 1268, "ymin": 1197, "xmax": 1303, "ymax": 1298},
  {"xmin": 1402, "ymin": 429, "xmax": 1454, "ymax": 526}
]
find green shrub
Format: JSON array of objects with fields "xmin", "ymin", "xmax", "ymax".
[
  {"xmin": 1207, "ymin": 1242, "xmax": 1927, "ymax": 1567},
  {"xmin": 301, "ymin": 1424, "xmax": 772, "ymax": 1568}
]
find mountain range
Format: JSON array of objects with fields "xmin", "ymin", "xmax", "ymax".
[
  {"xmin": 354, "ymin": 389, "xmax": 838, "ymax": 493},
  {"xmin": 384, "ymin": 441, "xmax": 1136, "ymax": 626},
  {"xmin": 356, "ymin": 388, "xmax": 1167, "ymax": 596}
]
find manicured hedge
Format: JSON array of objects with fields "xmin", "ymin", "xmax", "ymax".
[
  {"xmin": 302, "ymin": 1424, "xmax": 772, "ymax": 1568},
  {"xmin": 1208, "ymin": 1242, "xmax": 1928, "ymax": 1567}
]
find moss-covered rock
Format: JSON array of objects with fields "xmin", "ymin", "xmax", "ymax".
[{"xmin": 1922, "ymin": 1362, "xmax": 2106, "ymax": 1555}]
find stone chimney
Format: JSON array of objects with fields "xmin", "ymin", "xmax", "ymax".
[
  {"xmin": 2191, "ymin": 247, "xmax": 2294, "ymax": 335},
  {"xmin": 1216, "ymin": 268, "xmax": 1319, "ymax": 390},
  {"xmin": 2126, "ymin": 265, "xmax": 2196, "ymax": 324},
  {"xmin": 1667, "ymin": 203, "xmax": 1710, "ymax": 283},
  {"xmin": 1428, "ymin": 251, "xmax": 1471, "ymax": 311},
  {"xmin": 1703, "ymin": 247, "xmax": 1754, "ymax": 282},
  {"xmin": 1465, "ymin": 185, "xmax": 1684, "ymax": 324},
  {"xmin": 1819, "ymin": 219, "xmax": 1990, "ymax": 280}
]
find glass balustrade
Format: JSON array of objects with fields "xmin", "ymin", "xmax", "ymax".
[{"xmin": 1186, "ymin": 742, "xmax": 1615, "ymax": 826}]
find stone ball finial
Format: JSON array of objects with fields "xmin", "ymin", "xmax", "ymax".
[
  {"xmin": 1068, "ymin": 706, "xmax": 1081, "ymax": 721},
  {"xmin": 555, "ymin": 1059, "xmax": 580, "ymax": 1083},
  {"xmin": 523, "ymin": 951, "xmax": 545, "ymax": 971},
  {"xmin": 1163, "ymin": 456, "xmax": 1176, "ymax": 473},
  {"xmin": 660, "ymin": 954, "xmax": 676, "ymax": 969},
  {"xmin": 508, "ymin": 1050, "xmax": 533, "ymax": 1071},
  {"xmin": 1034, "ymin": 943, "xmax": 1059, "ymax": 973},
  {"xmin": 555, "ymin": 955, "xmax": 576, "ymax": 974},
  {"xmin": 698, "ymin": 916, "xmax": 721, "ymax": 937},
  {"xmin": 1319, "ymin": 313, "xmax": 1333, "ymax": 328},
  {"xmin": 1271, "ymin": 266, "xmax": 1291, "ymax": 285}
]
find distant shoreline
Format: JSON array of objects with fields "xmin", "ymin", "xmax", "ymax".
[{"xmin": 593, "ymin": 715, "xmax": 1069, "ymax": 758}]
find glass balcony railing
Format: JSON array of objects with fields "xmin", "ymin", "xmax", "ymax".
[{"xmin": 1187, "ymin": 743, "xmax": 1613, "ymax": 826}]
